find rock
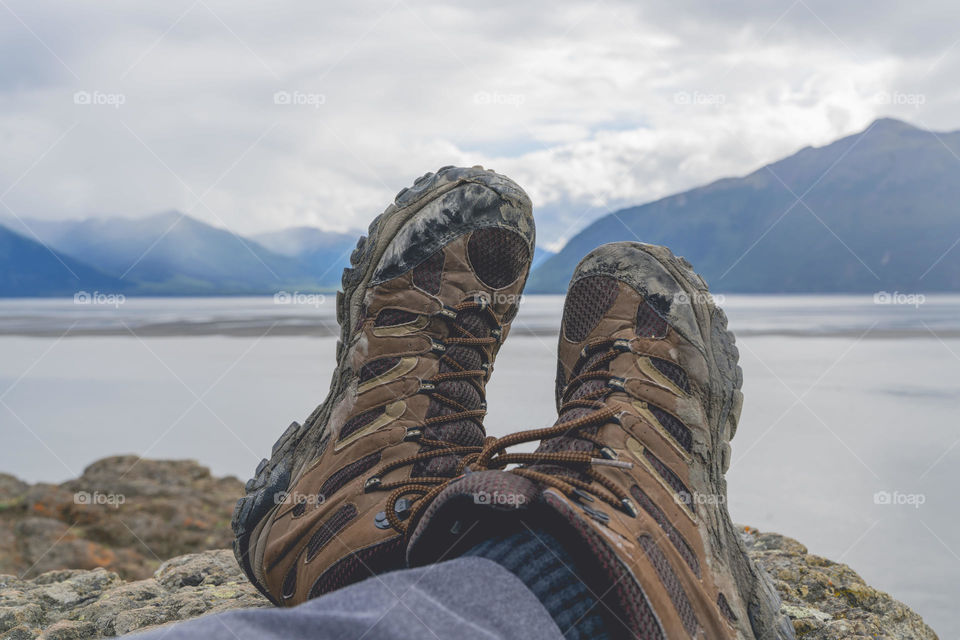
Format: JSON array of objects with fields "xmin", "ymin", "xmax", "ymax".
[
  {"xmin": 0, "ymin": 458, "xmax": 940, "ymax": 639},
  {"xmin": 37, "ymin": 620, "xmax": 96, "ymax": 640},
  {"xmin": 0, "ymin": 538, "xmax": 939, "ymax": 640},
  {"xmin": 745, "ymin": 528, "xmax": 938, "ymax": 640},
  {"xmin": 0, "ymin": 457, "xmax": 243, "ymax": 581},
  {"xmin": 0, "ymin": 550, "xmax": 267, "ymax": 638}
]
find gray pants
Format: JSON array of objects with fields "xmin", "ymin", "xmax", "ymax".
[{"xmin": 131, "ymin": 557, "xmax": 563, "ymax": 640}]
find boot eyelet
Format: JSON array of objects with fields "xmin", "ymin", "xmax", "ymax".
[
  {"xmin": 374, "ymin": 511, "xmax": 391, "ymax": 529},
  {"xmin": 573, "ymin": 488, "xmax": 595, "ymax": 503},
  {"xmin": 394, "ymin": 498, "xmax": 413, "ymax": 520}
]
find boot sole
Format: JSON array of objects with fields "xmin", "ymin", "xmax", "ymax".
[{"xmin": 230, "ymin": 165, "xmax": 519, "ymax": 601}]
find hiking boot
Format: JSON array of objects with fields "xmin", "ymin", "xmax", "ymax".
[
  {"xmin": 407, "ymin": 242, "xmax": 794, "ymax": 639},
  {"xmin": 232, "ymin": 166, "xmax": 534, "ymax": 605}
]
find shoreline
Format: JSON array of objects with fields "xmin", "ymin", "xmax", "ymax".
[{"xmin": 0, "ymin": 325, "xmax": 956, "ymax": 339}]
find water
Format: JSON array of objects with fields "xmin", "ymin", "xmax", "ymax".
[{"xmin": 1, "ymin": 294, "xmax": 957, "ymax": 636}]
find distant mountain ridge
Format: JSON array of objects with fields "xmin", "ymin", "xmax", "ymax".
[
  {"xmin": 252, "ymin": 226, "xmax": 357, "ymax": 283},
  {"xmin": 0, "ymin": 225, "xmax": 123, "ymax": 297},
  {"xmin": 0, "ymin": 209, "xmax": 561, "ymax": 297},
  {"xmin": 3, "ymin": 121, "xmax": 958, "ymax": 297},
  {"xmin": 528, "ymin": 118, "xmax": 960, "ymax": 293},
  {"xmin": 0, "ymin": 214, "xmax": 357, "ymax": 297}
]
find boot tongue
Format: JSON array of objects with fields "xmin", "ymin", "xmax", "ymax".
[
  {"xmin": 535, "ymin": 350, "xmax": 612, "ymax": 460},
  {"xmin": 413, "ymin": 307, "xmax": 491, "ymax": 477}
]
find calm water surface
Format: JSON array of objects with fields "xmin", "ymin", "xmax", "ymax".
[{"xmin": 1, "ymin": 295, "xmax": 957, "ymax": 636}]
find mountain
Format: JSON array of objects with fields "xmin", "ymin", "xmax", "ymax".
[
  {"xmin": 0, "ymin": 224, "xmax": 124, "ymax": 297},
  {"xmin": 252, "ymin": 227, "xmax": 358, "ymax": 283},
  {"xmin": 529, "ymin": 118, "xmax": 960, "ymax": 293},
  {"xmin": 532, "ymin": 246, "xmax": 555, "ymax": 270},
  {"xmin": 8, "ymin": 212, "xmax": 331, "ymax": 295}
]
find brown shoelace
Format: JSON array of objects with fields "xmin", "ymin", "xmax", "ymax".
[
  {"xmin": 465, "ymin": 337, "xmax": 639, "ymax": 517},
  {"xmin": 363, "ymin": 299, "xmax": 502, "ymax": 533}
]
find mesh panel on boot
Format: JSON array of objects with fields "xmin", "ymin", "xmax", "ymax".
[
  {"xmin": 637, "ymin": 534, "xmax": 701, "ymax": 637},
  {"xmin": 358, "ymin": 357, "xmax": 401, "ymax": 383},
  {"xmin": 412, "ymin": 249, "xmax": 445, "ymax": 295},
  {"xmin": 305, "ymin": 503, "xmax": 358, "ymax": 562},
  {"xmin": 467, "ymin": 227, "xmax": 529, "ymax": 288},
  {"xmin": 318, "ymin": 452, "xmax": 381, "ymax": 502},
  {"xmin": 643, "ymin": 449, "xmax": 695, "ymax": 514},
  {"xmin": 374, "ymin": 308, "xmax": 418, "ymax": 326},
  {"xmin": 339, "ymin": 407, "xmax": 384, "ymax": 441},
  {"xmin": 636, "ymin": 299, "xmax": 668, "ymax": 339},
  {"xmin": 717, "ymin": 592, "xmax": 738, "ymax": 622},
  {"xmin": 419, "ymin": 454, "xmax": 459, "ymax": 476},
  {"xmin": 562, "ymin": 276, "xmax": 620, "ymax": 342},
  {"xmin": 308, "ymin": 536, "xmax": 405, "ymax": 599},
  {"xmin": 649, "ymin": 357, "xmax": 690, "ymax": 392},
  {"xmin": 648, "ymin": 404, "xmax": 693, "ymax": 452},
  {"xmin": 502, "ymin": 302, "xmax": 520, "ymax": 324},
  {"xmin": 630, "ymin": 484, "xmax": 700, "ymax": 577}
]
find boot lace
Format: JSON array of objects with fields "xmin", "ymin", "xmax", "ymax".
[
  {"xmin": 363, "ymin": 298, "xmax": 503, "ymax": 533},
  {"xmin": 466, "ymin": 337, "xmax": 639, "ymax": 517}
]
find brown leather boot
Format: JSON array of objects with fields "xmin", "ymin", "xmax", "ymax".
[
  {"xmin": 232, "ymin": 166, "xmax": 534, "ymax": 605},
  {"xmin": 407, "ymin": 242, "xmax": 794, "ymax": 639}
]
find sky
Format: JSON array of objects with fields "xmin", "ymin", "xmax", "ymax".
[{"xmin": 1, "ymin": 0, "xmax": 959, "ymax": 250}]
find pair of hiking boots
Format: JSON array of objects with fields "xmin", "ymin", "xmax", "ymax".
[{"xmin": 231, "ymin": 166, "xmax": 794, "ymax": 639}]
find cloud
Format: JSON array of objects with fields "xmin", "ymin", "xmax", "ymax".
[{"xmin": 0, "ymin": 0, "xmax": 958, "ymax": 247}]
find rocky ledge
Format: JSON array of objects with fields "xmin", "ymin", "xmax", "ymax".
[
  {"xmin": 0, "ymin": 458, "xmax": 940, "ymax": 639},
  {"xmin": 0, "ymin": 457, "xmax": 241, "ymax": 581}
]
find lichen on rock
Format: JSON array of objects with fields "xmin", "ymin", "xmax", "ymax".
[{"xmin": 745, "ymin": 528, "xmax": 938, "ymax": 640}]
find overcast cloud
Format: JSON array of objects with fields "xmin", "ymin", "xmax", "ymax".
[{"xmin": 1, "ymin": 0, "xmax": 958, "ymax": 249}]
